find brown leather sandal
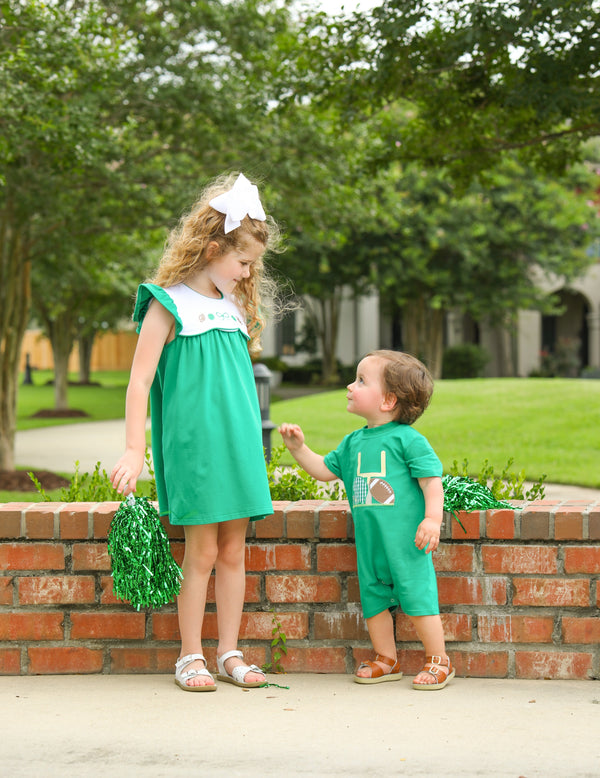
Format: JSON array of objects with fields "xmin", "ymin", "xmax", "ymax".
[
  {"xmin": 354, "ymin": 653, "xmax": 403, "ymax": 685},
  {"xmin": 412, "ymin": 655, "xmax": 455, "ymax": 690}
]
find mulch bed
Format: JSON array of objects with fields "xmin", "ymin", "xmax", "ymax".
[{"xmin": 0, "ymin": 470, "xmax": 71, "ymax": 492}]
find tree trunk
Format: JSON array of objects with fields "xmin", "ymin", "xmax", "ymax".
[
  {"xmin": 78, "ymin": 332, "xmax": 95, "ymax": 384},
  {"xmin": 0, "ymin": 206, "xmax": 31, "ymax": 470},
  {"xmin": 48, "ymin": 312, "xmax": 77, "ymax": 411},
  {"xmin": 401, "ymin": 298, "xmax": 445, "ymax": 379},
  {"xmin": 318, "ymin": 294, "xmax": 341, "ymax": 385}
]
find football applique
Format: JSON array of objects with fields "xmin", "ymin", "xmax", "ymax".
[{"xmin": 369, "ymin": 478, "xmax": 395, "ymax": 505}]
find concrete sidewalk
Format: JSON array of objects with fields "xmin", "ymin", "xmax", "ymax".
[
  {"xmin": 15, "ymin": 419, "xmax": 600, "ymax": 501},
  {"xmin": 0, "ymin": 674, "xmax": 598, "ymax": 777}
]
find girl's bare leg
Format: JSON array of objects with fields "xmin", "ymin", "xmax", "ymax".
[
  {"xmin": 177, "ymin": 523, "xmax": 219, "ymax": 687},
  {"xmin": 215, "ymin": 517, "xmax": 263, "ymax": 683},
  {"xmin": 355, "ymin": 609, "xmax": 398, "ymax": 677}
]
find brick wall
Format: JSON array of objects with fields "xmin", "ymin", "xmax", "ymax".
[{"xmin": 1, "ymin": 499, "xmax": 599, "ymax": 679}]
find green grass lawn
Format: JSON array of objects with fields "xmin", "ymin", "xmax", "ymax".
[
  {"xmin": 271, "ymin": 378, "xmax": 600, "ymax": 488},
  {"xmin": 16, "ymin": 370, "xmax": 129, "ymax": 430},
  {"xmin": 4, "ymin": 375, "xmax": 598, "ymax": 503}
]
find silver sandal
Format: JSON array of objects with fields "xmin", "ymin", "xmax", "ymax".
[
  {"xmin": 174, "ymin": 653, "xmax": 216, "ymax": 692},
  {"xmin": 216, "ymin": 649, "xmax": 266, "ymax": 688}
]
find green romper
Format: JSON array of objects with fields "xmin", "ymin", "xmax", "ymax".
[
  {"xmin": 134, "ymin": 283, "xmax": 273, "ymax": 526},
  {"xmin": 324, "ymin": 422, "xmax": 442, "ymax": 619}
]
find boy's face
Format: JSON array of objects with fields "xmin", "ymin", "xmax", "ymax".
[{"xmin": 346, "ymin": 356, "xmax": 392, "ymax": 425}]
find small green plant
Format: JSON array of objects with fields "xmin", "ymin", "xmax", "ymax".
[
  {"xmin": 29, "ymin": 460, "xmax": 123, "ymax": 502},
  {"xmin": 449, "ymin": 457, "xmax": 546, "ymax": 501},
  {"xmin": 267, "ymin": 445, "xmax": 346, "ymax": 501},
  {"xmin": 262, "ymin": 609, "xmax": 288, "ymax": 674}
]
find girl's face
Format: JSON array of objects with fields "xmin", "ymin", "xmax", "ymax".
[
  {"xmin": 346, "ymin": 356, "xmax": 392, "ymax": 426},
  {"xmin": 207, "ymin": 237, "xmax": 264, "ymax": 295}
]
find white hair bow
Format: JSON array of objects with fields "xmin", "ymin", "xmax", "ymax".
[{"xmin": 209, "ymin": 173, "xmax": 266, "ymax": 234}]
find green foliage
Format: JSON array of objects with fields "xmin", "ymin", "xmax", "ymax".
[
  {"xmin": 442, "ymin": 344, "xmax": 490, "ymax": 379},
  {"xmin": 29, "ymin": 461, "xmax": 123, "ymax": 503},
  {"xmin": 262, "ymin": 609, "xmax": 288, "ymax": 674},
  {"xmin": 267, "ymin": 445, "xmax": 346, "ymax": 501},
  {"xmin": 449, "ymin": 458, "xmax": 546, "ymax": 502}
]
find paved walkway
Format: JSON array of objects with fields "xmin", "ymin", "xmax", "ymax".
[
  {"xmin": 15, "ymin": 419, "xmax": 600, "ymax": 501},
  {"xmin": 1, "ymin": 674, "xmax": 598, "ymax": 777}
]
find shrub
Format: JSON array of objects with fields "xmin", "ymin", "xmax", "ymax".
[{"xmin": 442, "ymin": 344, "xmax": 490, "ymax": 379}]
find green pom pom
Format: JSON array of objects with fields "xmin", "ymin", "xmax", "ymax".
[
  {"xmin": 442, "ymin": 475, "xmax": 515, "ymax": 533},
  {"xmin": 107, "ymin": 494, "xmax": 183, "ymax": 610}
]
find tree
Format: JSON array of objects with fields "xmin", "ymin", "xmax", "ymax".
[
  {"xmin": 306, "ymin": 0, "xmax": 600, "ymax": 180},
  {"xmin": 372, "ymin": 158, "xmax": 599, "ymax": 377}
]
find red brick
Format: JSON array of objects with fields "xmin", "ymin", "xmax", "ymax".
[
  {"xmin": 171, "ymin": 542, "xmax": 184, "ymax": 565},
  {"xmin": 395, "ymin": 612, "xmax": 472, "ymax": 642},
  {"xmin": 266, "ymin": 574, "xmax": 341, "ymax": 603},
  {"xmin": 18, "ymin": 575, "xmax": 96, "ymax": 605},
  {"xmin": 318, "ymin": 503, "xmax": 349, "ymax": 539},
  {"xmin": 0, "ymin": 504, "xmax": 29, "ymax": 538},
  {"xmin": 72, "ymin": 543, "xmax": 110, "ymax": 571},
  {"xmin": 0, "ymin": 576, "xmax": 13, "ymax": 605},
  {"xmin": 437, "ymin": 575, "xmax": 507, "ymax": 605},
  {"xmin": 151, "ymin": 612, "xmax": 180, "ymax": 641},
  {"xmin": 0, "ymin": 612, "xmax": 64, "ymax": 640},
  {"xmin": 285, "ymin": 501, "xmax": 319, "ymax": 538},
  {"xmin": 451, "ymin": 651, "xmax": 509, "ymax": 678},
  {"xmin": 0, "ymin": 543, "xmax": 64, "ymax": 571},
  {"xmin": 314, "ymin": 611, "xmax": 369, "ymax": 640},
  {"xmin": 245, "ymin": 544, "xmax": 311, "ymax": 571},
  {"xmin": 254, "ymin": 508, "xmax": 285, "ymax": 539},
  {"xmin": 513, "ymin": 578, "xmax": 590, "ymax": 607},
  {"xmin": 485, "ymin": 509, "xmax": 516, "ymax": 539},
  {"xmin": 451, "ymin": 511, "xmax": 480, "ymax": 539},
  {"xmin": 515, "ymin": 650, "xmax": 593, "ymax": 680},
  {"xmin": 564, "ymin": 546, "xmax": 600, "ymax": 573},
  {"xmin": 0, "ymin": 648, "xmax": 21, "ymax": 674},
  {"xmin": 589, "ymin": 509, "xmax": 600, "ymax": 540},
  {"xmin": 433, "ymin": 544, "xmax": 474, "ymax": 573},
  {"xmin": 316, "ymin": 544, "xmax": 357, "ymax": 572},
  {"xmin": 284, "ymin": 647, "xmax": 346, "ymax": 673},
  {"xmin": 520, "ymin": 507, "xmax": 550, "ymax": 539},
  {"xmin": 28, "ymin": 647, "xmax": 103, "ymax": 674},
  {"xmin": 554, "ymin": 508, "xmax": 584, "ymax": 540},
  {"xmin": 100, "ymin": 576, "xmax": 123, "ymax": 605},
  {"xmin": 478, "ymin": 615, "xmax": 554, "ymax": 643},
  {"xmin": 347, "ymin": 576, "xmax": 361, "ymax": 602},
  {"xmin": 240, "ymin": 611, "xmax": 308, "ymax": 640},
  {"xmin": 92, "ymin": 502, "xmax": 120, "ymax": 539},
  {"xmin": 24, "ymin": 504, "xmax": 58, "ymax": 539},
  {"xmin": 561, "ymin": 617, "xmax": 600, "ymax": 644},
  {"xmin": 110, "ymin": 647, "xmax": 178, "ymax": 673},
  {"xmin": 481, "ymin": 545, "xmax": 557, "ymax": 574},
  {"xmin": 71, "ymin": 612, "xmax": 146, "ymax": 640},
  {"xmin": 59, "ymin": 504, "xmax": 90, "ymax": 539}
]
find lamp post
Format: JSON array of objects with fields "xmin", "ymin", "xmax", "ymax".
[{"xmin": 253, "ymin": 362, "xmax": 277, "ymax": 462}]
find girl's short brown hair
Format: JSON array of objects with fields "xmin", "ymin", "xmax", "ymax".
[{"xmin": 367, "ymin": 350, "xmax": 434, "ymax": 425}]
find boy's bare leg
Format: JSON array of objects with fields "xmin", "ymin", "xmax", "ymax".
[
  {"xmin": 408, "ymin": 614, "xmax": 449, "ymax": 685},
  {"xmin": 355, "ymin": 609, "xmax": 398, "ymax": 677}
]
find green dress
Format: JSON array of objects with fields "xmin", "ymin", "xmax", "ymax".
[{"xmin": 134, "ymin": 283, "xmax": 272, "ymax": 526}]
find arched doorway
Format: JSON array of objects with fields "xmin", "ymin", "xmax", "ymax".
[{"xmin": 541, "ymin": 289, "xmax": 590, "ymax": 376}]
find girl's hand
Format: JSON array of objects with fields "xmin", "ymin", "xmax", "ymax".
[
  {"xmin": 278, "ymin": 423, "xmax": 305, "ymax": 452},
  {"xmin": 415, "ymin": 517, "xmax": 442, "ymax": 554},
  {"xmin": 110, "ymin": 451, "xmax": 144, "ymax": 496}
]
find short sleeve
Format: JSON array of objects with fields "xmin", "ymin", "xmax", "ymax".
[
  {"xmin": 404, "ymin": 434, "xmax": 443, "ymax": 479},
  {"xmin": 323, "ymin": 449, "xmax": 342, "ymax": 478},
  {"xmin": 133, "ymin": 283, "xmax": 183, "ymax": 336}
]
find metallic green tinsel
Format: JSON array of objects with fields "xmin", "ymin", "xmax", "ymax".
[
  {"xmin": 442, "ymin": 475, "xmax": 516, "ymax": 533},
  {"xmin": 107, "ymin": 494, "xmax": 183, "ymax": 610}
]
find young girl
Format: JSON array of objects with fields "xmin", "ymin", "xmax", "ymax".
[
  {"xmin": 279, "ymin": 350, "xmax": 454, "ymax": 690},
  {"xmin": 111, "ymin": 172, "xmax": 279, "ymax": 691}
]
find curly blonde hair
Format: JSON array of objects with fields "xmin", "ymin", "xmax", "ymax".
[
  {"xmin": 150, "ymin": 173, "xmax": 281, "ymax": 356},
  {"xmin": 367, "ymin": 350, "xmax": 434, "ymax": 425}
]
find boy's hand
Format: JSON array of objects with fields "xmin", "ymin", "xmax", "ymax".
[
  {"xmin": 278, "ymin": 423, "xmax": 305, "ymax": 452},
  {"xmin": 415, "ymin": 517, "xmax": 442, "ymax": 554}
]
